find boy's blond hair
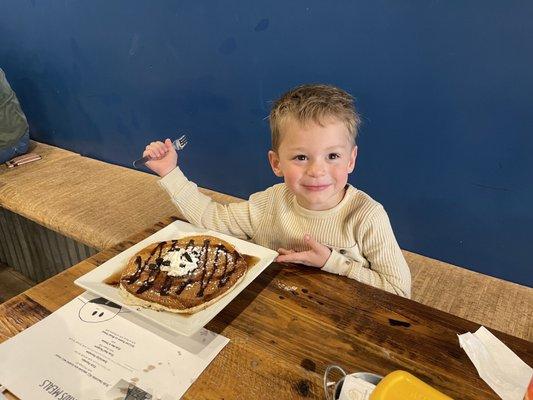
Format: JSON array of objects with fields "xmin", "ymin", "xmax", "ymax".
[{"xmin": 269, "ymin": 84, "xmax": 361, "ymax": 151}]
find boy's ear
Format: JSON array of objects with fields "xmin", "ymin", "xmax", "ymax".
[
  {"xmin": 268, "ymin": 150, "xmax": 283, "ymax": 177},
  {"xmin": 348, "ymin": 145, "xmax": 358, "ymax": 173}
]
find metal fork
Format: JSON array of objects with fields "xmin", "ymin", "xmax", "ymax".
[{"xmin": 133, "ymin": 134, "xmax": 188, "ymax": 168}]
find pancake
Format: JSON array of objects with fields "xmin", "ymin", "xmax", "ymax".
[{"xmin": 119, "ymin": 235, "xmax": 248, "ymax": 314}]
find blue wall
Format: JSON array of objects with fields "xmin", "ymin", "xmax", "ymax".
[{"xmin": 2, "ymin": 1, "xmax": 532, "ymax": 286}]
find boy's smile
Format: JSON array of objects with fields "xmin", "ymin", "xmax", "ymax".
[{"xmin": 268, "ymin": 116, "xmax": 357, "ymax": 211}]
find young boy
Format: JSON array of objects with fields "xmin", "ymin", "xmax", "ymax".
[{"xmin": 143, "ymin": 84, "xmax": 411, "ymax": 297}]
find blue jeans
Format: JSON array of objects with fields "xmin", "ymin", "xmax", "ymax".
[{"xmin": 0, "ymin": 131, "xmax": 30, "ymax": 164}]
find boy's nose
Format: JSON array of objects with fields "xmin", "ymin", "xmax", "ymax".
[{"xmin": 307, "ymin": 161, "xmax": 326, "ymax": 177}]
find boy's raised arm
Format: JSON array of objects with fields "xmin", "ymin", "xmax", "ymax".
[
  {"xmin": 142, "ymin": 139, "xmax": 269, "ymax": 240},
  {"xmin": 158, "ymin": 166, "xmax": 268, "ymax": 241}
]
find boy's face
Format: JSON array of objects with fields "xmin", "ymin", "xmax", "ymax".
[{"xmin": 268, "ymin": 116, "xmax": 357, "ymax": 211}]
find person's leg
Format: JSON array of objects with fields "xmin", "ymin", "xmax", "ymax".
[
  {"xmin": 0, "ymin": 131, "xmax": 30, "ymax": 163},
  {"xmin": 15, "ymin": 130, "xmax": 30, "ymax": 154}
]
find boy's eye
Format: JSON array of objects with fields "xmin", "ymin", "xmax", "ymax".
[
  {"xmin": 328, "ymin": 153, "xmax": 341, "ymax": 160},
  {"xmin": 294, "ymin": 155, "xmax": 308, "ymax": 161}
]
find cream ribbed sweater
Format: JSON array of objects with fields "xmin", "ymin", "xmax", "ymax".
[{"xmin": 159, "ymin": 167, "xmax": 411, "ymax": 298}]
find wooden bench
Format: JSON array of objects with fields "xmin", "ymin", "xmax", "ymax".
[{"xmin": 0, "ymin": 141, "xmax": 531, "ymax": 341}]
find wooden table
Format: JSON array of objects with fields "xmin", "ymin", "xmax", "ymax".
[{"xmin": 1, "ymin": 217, "xmax": 531, "ymax": 399}]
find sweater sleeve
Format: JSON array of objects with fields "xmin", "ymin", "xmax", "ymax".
[
  {"xmin": 322, "ymin": 205, "xmax": 411, "ymax": 298},
  {"xmin": 158, "ymin": 166, "xmax": 269, "ymax": 240}
]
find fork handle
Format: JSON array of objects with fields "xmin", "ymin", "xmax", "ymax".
[
  {"xmin": 133, "ymin": 137, "xmax": 184, "ymax": 168},
  {"xmin": 132, "ymin": 155, "xmax": 152, "ymax": 168},
  {"xmin": 132, "ymin": 147, "xmax": 177, "ymax": 168}
]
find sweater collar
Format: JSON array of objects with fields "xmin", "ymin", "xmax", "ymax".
[{"xmin": 292, "ymin": 184, "xmax": 355, "ymax": 218}]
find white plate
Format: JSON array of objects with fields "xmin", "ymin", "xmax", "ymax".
[{"xmin": 74, "ymin": 220, "xmax": 278, "ymax": 336}]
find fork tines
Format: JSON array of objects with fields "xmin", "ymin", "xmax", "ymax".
[{"xmin": 174, "ymin": 134, "xmax": 188, "ymax": 150}]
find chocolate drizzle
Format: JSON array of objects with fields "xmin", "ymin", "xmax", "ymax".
[
  {"xmin": 127, "ymin": 256, "xmax": 144, "ymax": 284},
  {"xmin": 219, "ymin": 251, "xmax": 238, "ymax": 287},
  {"xmin": 160, "ymin": 240, "xmax": 190, "ymax": 296},
  {"xmin": 126, "ymin": 241, "xmax": 166, "ymax": 285},
  {"xmin": 134, "ymin": 242, "xmax": 166, "ymax": 294},
  {"xmin": 197, "ymin": 244, "xmax": 223, "ymax": 297},
  {"xmin": 177, "ymin": 239, "xmax": 209, "ymax": 296},
  {"xmin": 121, "ymin": 237, "xmax": 247, "ymax": 309}
]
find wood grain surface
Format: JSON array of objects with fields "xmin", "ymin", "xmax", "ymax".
[{"xmin": 1, "ymin": 217, "xmax": 531, "ymax": 400}]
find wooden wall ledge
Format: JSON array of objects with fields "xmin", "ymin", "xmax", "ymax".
[
  {"xmin": 0, "ymin": 141, "xmax": 229, "ymax": 250},
  {"xmin": 0, "ymin": 141, "xmax": 531, "ymax": 341}
]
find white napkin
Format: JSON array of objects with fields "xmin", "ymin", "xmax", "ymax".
[{"xmin": 458, "ymin": 326, "xmax": 532, "ymax": 400}]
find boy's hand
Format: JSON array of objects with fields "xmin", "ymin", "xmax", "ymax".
[
  {"xmin": 143, "ymin": 138, "xmax": 178, "ymax": 177},
  {"xmin": 276, "ymin": 234, "xmax": 331, "ymax": 268}
]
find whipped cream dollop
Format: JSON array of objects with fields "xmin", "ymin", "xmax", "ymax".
[{"xmin": 160, "ymin": 247, "xmax": 200, "ymax": 277}]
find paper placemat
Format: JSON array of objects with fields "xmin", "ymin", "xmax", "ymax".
[{"xmin": 0, "ymin": 292, "xmax": 228, "ymax": 400}]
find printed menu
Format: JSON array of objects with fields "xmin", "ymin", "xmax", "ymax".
[{"xmin": 0, "ymin": 292, "xmax": 228, "ymax": 400}]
